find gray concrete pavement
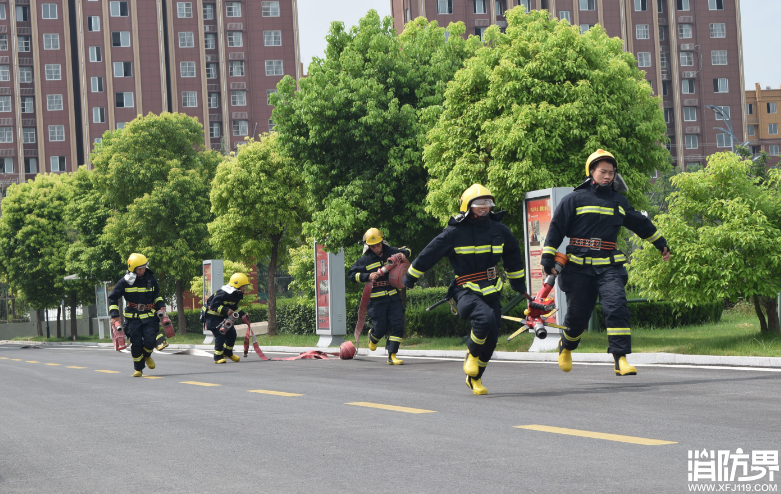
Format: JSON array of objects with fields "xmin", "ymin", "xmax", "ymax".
[{"xmin": 1, "ymin": 343, "xmax": 779, "ymax": 493}]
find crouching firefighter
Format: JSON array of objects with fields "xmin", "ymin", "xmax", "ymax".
[
  {"xmin": 402, "ymin": 185, "xmax": 526, "ymax": 395},
  {"xmin": 201, "ymin": 273, "xmax": 252, "ymax": 364},
  {"xmin": 542, "ymin": 149, "xmax": 671, "ymax": 376},
  {"xmin": 348, "ymin": 228, "xmax": 411, "ymax": 365},
  {"xmin": 108, "ymin": 253, "xmax": 167, "ymax": 377}
]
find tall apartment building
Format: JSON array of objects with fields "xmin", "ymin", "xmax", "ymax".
[
  {"xmin": 745, "ymin": 83, "xmax": 781, "ymax": 167},
  {"xmin": 390, "ymin": 0, "xmax": 745, "ymax": 169},
  {"xmin": 0, "ymin": 0, "xmax": 300, "ymax": 193}
]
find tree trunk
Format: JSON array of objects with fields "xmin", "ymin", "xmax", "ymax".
[
  {"xmin": 759, "ymin": 295, "xmax": 780, "ymax": 334},
  {"xmin": 56, "ymin": 305, "xmax": 61, "ymax": 338},
  {"xmin": 176, "ymin": 279, "xmax": 186, "ymax": 336},
  {"xmin": 11, "ymin": 297, "xmax": 16, "ymax": 320},
  {"xmin": 36, "ymin": 309, "xmax": 43, "ymax": 337},
  {"xmin": 70, "ymin": 292, "xmax": 78, "ymax": 339},
  {"xmin": 753, "ymin": 295, "xmax": 768, "ymax": 333},
  {"xmin": 267, "ymin": 234, "xmax": 281, "ymax": 336}
]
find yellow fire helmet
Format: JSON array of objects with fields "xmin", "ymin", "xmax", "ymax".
[
  {"xmin": 585, "ymin": 149, "xmax": 618, "ymax": 176},
  {"xmin": 127, "ymin": 253, "xmax": 148, "ymax": 272},
  {"xmin": 363, "ymin": 228, "xmax": 383, "ymax": 246},
  {"xmin": 459, "ymin": 184, "xmax": 495, "ymax": 212},
  {"xmin": 228, "ymin": 272, "xmax": 250, "ymax": 289}
]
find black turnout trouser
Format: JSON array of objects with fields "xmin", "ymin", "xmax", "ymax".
[
  {"xmin": 558, "ymin": 265, "xmax": 632, "ymax": 355},
  {"xmin": 206, "ymin": 318, "xmax": 237, "ymax": 361},
  {"xmin": 367, "ymin": 295, "xmax": 405, "ymax": 354},
  {"xmin": 126, "ymin": 317, "xmax": 159, "ymax": 371},
  {"xmin": 455, "ymin": 288, "xmax": 502, "ymax": 378}
]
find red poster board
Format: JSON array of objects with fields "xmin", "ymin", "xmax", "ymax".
[
  {"xmin": 525, "ymin": 196, "xmax": 558, "ymax": 324},
  {"xmin": 315, "ymin": 243, "xmax": 330, "ymax": 330}
]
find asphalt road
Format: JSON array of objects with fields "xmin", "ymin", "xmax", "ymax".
[{"xmin": 1, "ymin": 343, "xmax": 779, "ymax": 494}]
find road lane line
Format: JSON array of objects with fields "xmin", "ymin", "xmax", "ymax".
[
  {"xmin": 10, "ymin": 359, "xmax": 22, "ymax": 361},
  {"xmin": 25, "ymin": 361, "xmax": 40, "ymax": 363},
  {"xmin": 45, "ymin": 363, "xmax": 61, "ymax": 366},
  {"xmin": 142, "ymin": 376, "xmax": 163, "ymax": 379},
  {"xmin": 0, "ymin": 357, "xmax": 8, "ymax": 359},
  {"xmin": 515, "ymin": 425, "xmax": 677, "ymax": 445},
  {"xmin": 95, "ymin": 370, "xmax": 121, "ymax": 374},
  {"xmin": 247, "ymin": 389, "xmax": 303, "ymax": 397},
  {"xmin": 180, "ymin": 381, "xmax": 220, "ymax": 387},
  {"xmin": 66, "ymin": 366, "xmax": 87, "ymax": 369},
  {"xmin": 345, "ymin": 402, "xmax": 436, "ymax": 414}
]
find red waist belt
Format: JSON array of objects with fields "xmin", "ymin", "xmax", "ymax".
[
  {"xmin": 372, "ymin": 281, "xmax": 390, "ymax": 287},
  {"xmin": 126, "ymin": 302, "xmax": 156, "ymax": 311},
  {"xmin": 570, "ymin": 238, "xmax": 617, "ymax": 250},
  {"xmin": 456, "ymin": 267, "xmax": 497, "ymax": 286}
]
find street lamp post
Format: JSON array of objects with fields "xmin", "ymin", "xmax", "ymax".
[{"xmin": 706, "ymin": 104, "xmax": 752, "ymax": 155}]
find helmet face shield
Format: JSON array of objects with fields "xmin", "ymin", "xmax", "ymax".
[{"xmin": 470, "ymin": 198, "xmax": 495, "ymax": 208}]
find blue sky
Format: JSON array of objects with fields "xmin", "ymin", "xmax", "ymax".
[{"xmin": 297, "ymin": 0, "xmax": 780, "ymax": 90}]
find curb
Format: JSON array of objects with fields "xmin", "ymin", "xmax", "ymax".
[{"xmin": 4, "ymin": 340, "xmax": 781, "ymax": 368}]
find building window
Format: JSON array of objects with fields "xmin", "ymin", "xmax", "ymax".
[
  {"xmin": 113, "ymin": 61, "xmax": 132, "ymax": 77},
  {"xmin": 713, "ymin": 78, "xmax": 728, "ymax": 93},
  {"xmin": 229, "ymin": 61, "xmax": 244, "ymax": 77},
  {"xmin": 685, "ymin": 134, "xmax": 698, "ymax": 149},
  {"xmin": 226, "ymin": 2, "xmax": 241, "ymax": 17},
  {"xmin": 3, "ymin": 158, "xmax": 13, "ymax": 174},
  {"xmin": 770, "ymin": 123, "xmax": 779, "ymax": 135},
  {"xmin": 117, "ymin": 122, "xmax": 126, "ymax": 130},
  {"xmin": 677, "ymin": 0, "xmax": 690, "ymax": 11},
  {"xmin": 710, "ymin": 23, "xmax": 726, "ymax": 38},
  {"xmin": 658, "ymin": 0, "xmax": 664, "ymax": 13},
  {"xmin": 227, "ymin": 31, "xmax": 243, "ymax": 47},
  {"xmin": 404, "ymin": 8, "xmax": 410, "ymax": 22},
  {"xmin": 683, "ymin": 107, "xmax": 697, "ymax": 122},
  {"xmin": 264, "ymin": 30, "xmax": 282, "ymax": 46},
  {"xmin": 112, "ymin": 31, "xmax": 131, "ymax": 47},
  {"xmin": 663, "ymin": 108, "xmax": 673, "ymax": 124},
  {"xmin": 42, "ymin": 4, "xmax": 58, "ymax": 19},
  {"xmin": 232, "ymin": 120, "xmax": 248, "ymax": 136},
  {"xmin": 716, "ymin": 133, "xmax": 730, "ymax": 148},
  {"xmin": 51, "ymin": 156, "xmax": 66, "ymax": 172},
  {"xmin": 177, "ymin": 2, "xmax": 192, "ymax": 18},
  {"xmin": 0, "ymin": 65, "xmax": 8, "ymax": 81},
  {"xmin": 711, "ymin": 51, "xmax": 727, "ymax": 65},
  {"xmin": 636, "ymin": 25, "xmax": 649, "ymax": 40},
  {"xmin": 747, "ymin": 125, "xmax": 755, "ymax": 137},
  {"xmin": 49, "ymin": 125, "xmax": 65, "ymax": 142},
  {"xmin": 747, "ymin": 103, "xmax": 754, "ymax": 115},
  {"xmin": 43, "ymin": 33, "xmax": 60, "ymax": 50},
  {"xmin": 0, "ymin": 5, "xmax": 5, "ymax": 20},
  {"xmin": 18, "ymin": 67, "xmax": 32, "ymax": 83},
  {"xmin": 0, "ymin": 127, "xmax": 13, "ymax": 143},
  {"xmin": 267, "ymin": 89, "xmax": 277, "ymax": 105},
  {"xmin": 637, "ymin": 52, "xmax": 651, "ymax": 67},
  {"xmin": 558, "ymin": 11, "xmax": 571, "ymax": 22},
  {"xmin": 768, "ymin": 102, "xmax": 777, "ymax": 114},
  {"xmin": 16, "ymin": 6, "xmax": 30, "ymax": 22},
  {"xmin": 580, "ymin": 24, "xmax": 594, "ymax": 34},
  {"xmin": 475, "ymin": 27, "xmax": 487, "ymax": 40},
  {"xmin": 203, "ymin": 3, "xmax": 214, "ymax": 19},
  {"xmin": 769, "ymin": 145, "xmax": 779, "ymax": 156},
  {"xmin": 18, "ymin": 36, "xmax": 31, "ymax": 52},
  {"xmin": 110, "ymin": 1, "xmax": 129, "ymax": 17},
  {"xmin": 682, "ymin": 79, "xmax": 695, "ymax": 94},
  {"xmin": 21, "ymin": 97, "xmax": 33, "ymax": 113},
  {"xmin": 24, "ymin": 158, "xmax": 37, "ymax": 174},
  {"xmin": 208, "ymin": 92, "xmax": 219, "ymax": 108},
  {"xmin": 179, "ymin": 32, "xmax": 194, "ymax": 48},
  {"xmin": 0, "ymin": 35, "xmax": 7, "ymax": 51},
  {"xmin": 0, "ymin": 96, "xmax": 10, "ymax": 112},
  {"xmin": 658, "ymin": 25, "xmax": 666, "ymax": 40},
  {"xmin": 93, "ymin": 107, "xmax": 105, "ymax": 123},
  {"xmin": 496, "ymin": 0, "xmax": 506, "ymax": 16},
  {"xmin": 23, "ymin": 127, "xmax": 35, "ymax": 144},
  {"xmin": 269, "ymin": 119, "xmax": 276, "ymax": 131},
  {"xmin": 209, "ymin": 122, "xmax": 220, "ymax": 138},
  {"xmin": 680, "ymin": 51, "xmax": 693, "ymax": 66},
  {"xmin": 181, "ymin": 91, "xmax": 197, "ymax": 108},
  {"xmin": 116, "ymin": 92, "xmax": 134, "ymax": 108},
  {"xmin": 88, "ymin": 16, "xmax": 100, "ymax": 32},
  {"xmin": 634, "ymin": 0, "xmax": 647, "ymax": 11},
  {"xmin": 265, "ymin": 60, "xmax": 283, "ymax": 76},
  {"xmin": 204, "ymin": 33, "xmax": 216, "ymax": 50},
  {"xmin": 231, "ymin": 90, "xmax": 246, "ymax": 106},
  {"xmin": 436, "ymin": 0, "xmax": 453, "ymax": 14},
  {"xmin": 45, "ymin": 64, "xmax": 61, "ymax": 81},
  {"xmin": 660, "ymin": 53, "xmax": 668, "ymax": 69},
  {"xmin": 206, "ymin": 63, "xmax": 217, "ymax": 79},
  {"xmin": 750, "ymin": 145, "xmax": 761, "ymax": 156},
  {"xmin": 713, "ymin": 106, "xmax": 730, "ymax": 120},
  {"xmin": 678, "ymin": 24, "xmax": 692, "ymax": 39},
  {"xmin": 261, "ymin": 1, "xmax": 280, "ymax": 17},
  {"xmin": 474, "ymin": 0, "xmax": 487, "ymax": 14},
  {"xmin": 180, "ymin": 61, "xmax": 195, "ymax": 78},
  {"xmin": 579, "ymin": 0, "xmax": 595, "ymax": 11},
  {"xmin": 47, "ymin": 94, "xmax": 63, "ymax": 111},
  {"xmin": 89, "ymin": 46, "xmax": 102, "ymax": 62},
  {"xmin": 518, "ymin": 0, "xmax": 530, "ymax": 12},
  {"xmin": 91, "ymin": 76, "xmax": 104, "ymax": 92},
  {"xmin": 709, "ymin": 0, "xmax": 723, "ymax": 10}
]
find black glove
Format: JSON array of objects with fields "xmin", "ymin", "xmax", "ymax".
[
  {"xmin": 540, "ymin": 258, "xmax": 555, "ymax": 276},
  {"xmin": 652, "ymin": 238, "xmax": 669, "ymax": 255},
  {"xmin": 510, "ymin": 280, "xmax": 526, "ymax": 295},
  {"xmin": 402, "ymin": 275, "xmax": 416, "ymax": 289}
]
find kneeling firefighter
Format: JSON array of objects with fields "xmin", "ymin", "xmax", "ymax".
[
  {"xmin": 201, "ymin": 273, "xmax": 252, "ymax": 364},
  {"xmin": 108, "ymin": 253, "xmax": 167, "ymax": 377},
  {"xmin": 402, "ymin": 185, "xmax": 526, "ymax": 395},
  {"xmin": 347, "ymin": 228, "xmax": 411, "ymax": 365},
  {"xmin": 541, "ymin": 150, "xmax": 671, "ymax": 376}
]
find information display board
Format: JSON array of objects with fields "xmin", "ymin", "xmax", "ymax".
[{"xmin": 314, "ymin": 242, "xmax": 346, "ymax": 347}]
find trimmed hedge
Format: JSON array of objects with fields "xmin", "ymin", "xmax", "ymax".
[{"xmin": 593, "ymin": 299, "xmax": 724, "ymax": 330}]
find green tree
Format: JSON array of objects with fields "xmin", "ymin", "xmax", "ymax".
[
  {"xmin": 423, "ymin": 8, "xmax": 670, "ymax": 233},
  {"xmin": 209, "ymin": 133, "xmax": 306, "ymax": 335},
  {"xmin": 629, "ymin": 152, "xmax": 781, "ymax": 333},
  {"xmin": 272, "ymin": 11, "xmax": 481, "ymax": 253}
]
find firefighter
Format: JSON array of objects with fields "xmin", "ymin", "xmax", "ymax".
[
  {"xmin": 201, "ymin": 273, "xmax": 251, "ymax": 364},
  {"xmin": 541, "ymin": 149, "xmax": 671, "ymax": 376},
  {"xmin": 402, "ymin": 185, "xmax": 526, "ymax": 395},
  {"xmin": 347, "ymin": 228, "xmax": 411, "ymax": 365},
  {"xmin": 108, "ymin": 253, "xmax": 167, "ymax": 377}
]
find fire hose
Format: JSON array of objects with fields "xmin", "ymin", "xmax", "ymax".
[
  {"xmin": 242, "ymin": 318, "xmax": 357, "ymax": 360},
  {"xmin": 353, "ymin": 252, "xmax": 410, "ymax": 349},
  {"xmin": 110, "ymin": 318, "xmax": 126, "ymax": 351}
]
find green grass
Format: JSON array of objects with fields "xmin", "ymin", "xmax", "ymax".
[{"xmin": 10, "ymin": 309, "xmax": 781, "ymax": 357}]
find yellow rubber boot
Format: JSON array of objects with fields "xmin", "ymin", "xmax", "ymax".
[
  {"xmin": 227, "ymin": 354, "xmax": 240, "ymax": 362},
  {"xmin": 465, "ymin": 376, "xmax": 488, "ymax": 395},
  {"xmin": 132, "ymin": 370, "xmax": 143, "ymax": 377},
  {"xmin": 463, "ymin": 353, "xmax": 479, "ymax": 377},
  {"xmin": 614, "ymin": 356, "xmax": 637, "ymax": 376},
  {"xmin": 387, "ymin": 353, "xmax": 404, "ymax": 365},
  {"xmin": 145, "ymin": 356, "xmax": 155, "ymax": 369},
  {"xmin": 368, "ymin": 331, "xmax": 377, "ymax": 351},
  {"xmin": 215, "ymin": 359, "xmax": 226, "ymax": 364},
  {"xmin": 557, "ymin": 338, "xmax": 572, "ymax": 373}
]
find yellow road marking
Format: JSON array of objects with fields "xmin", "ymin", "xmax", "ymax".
[
  {"xmin": 67, "ymin": 366, "xmax": 87, "ymax": 369},
  {"xmin": 95, "ymin": 370, "xmax": 120, "ymax": 374},
  {"xmin": 0, "ymin": 357, "xmax": 8, "ymax": 359},
  {"xmin": 345, "ymin": 402, "xmax": 436, "ymax": 414},
  {"xmin": 142, "ymin": 376, "xmax": 163, "ymax": 379},
  {"xmin": 10, "ymin": 359, "xmax": 22, "ymax": 361},
  {"xmin": 247, "ymin": 389, "xmax": 303, "ymax": 397},
  {"xmin": 180, "ymin": 381, "xmax": 220, "ymax": 387},
  {"xmin": 515, "ymin": 425, "xmax": 677, "ymax": 445},
  {"xmin": 26, "ymin": 361, "xmax": 40, "ymax": 363},
  {"xmin": 45, "ymin": 363, "xmax": 61, "ymax": 366}
]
